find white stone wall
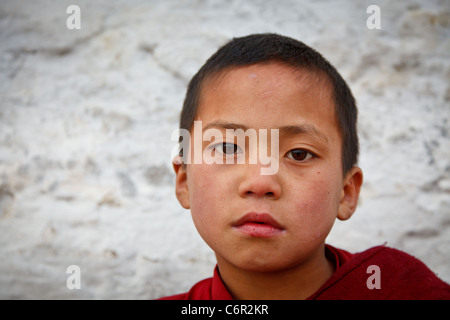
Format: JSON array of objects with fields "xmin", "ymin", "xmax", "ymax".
[{"xmin": 0, "ymin": 0, "xmax": 449, "ymax": 299}]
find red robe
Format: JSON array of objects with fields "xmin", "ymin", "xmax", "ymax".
[{"xmin": 159, "ymin": 245, "xmax": 450, "ymax": 300}]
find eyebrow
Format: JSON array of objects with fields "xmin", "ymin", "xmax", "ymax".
[
  {"xmin": 279, "ymin": 124, "xmax": 329, "ymax": 143},
  {"xmin": 202, "ymin": 120, "xmax": 249, "ymax": 132},
  {"xmin": 202, "ymin": 121, "xmax": 328, "ymax": 143}
]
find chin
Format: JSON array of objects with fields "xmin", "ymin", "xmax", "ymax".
[{"xmin": 234, "ymin": 255, "xmax": 303, "ymax": 273}]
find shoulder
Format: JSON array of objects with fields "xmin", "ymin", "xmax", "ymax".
[
  {"xmin": 368, "ymin": 246, "xmax": 450, "ymax": 298},
  {"xmin": 158, "ymin": 277, "xmax": 213, "ymax": 300},
  {"xmin": 312, "ymin": 245, "xmax": 450, "ymax": 300},
  {"xmin": 158, "ymin": 266, "xmax": 233, "ymax": 300},
  {"xmin": 362, "ymin": 246, "xmax": 445, "ymax": 283}
]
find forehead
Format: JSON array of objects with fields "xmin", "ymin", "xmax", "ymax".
[
  {"xmin": 204, "ymin": 62, "xmax": 329, "ymax": 98},
  {"xmin": 197, "ymin": 62, "xmax": 337, "ymax": 129}
]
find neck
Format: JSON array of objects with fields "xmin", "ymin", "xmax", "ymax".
[{"xmin": 216, "ymin": 244, "xmax": 335, "ymax": 300}]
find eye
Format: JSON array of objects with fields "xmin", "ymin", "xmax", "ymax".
[
  {"xmin": 213, "ymin": 143, "xmax": 242, "ymax": 155},
  {"xmin": 286, "ymin": 149, "xmax": 316, "ymax": 162}
]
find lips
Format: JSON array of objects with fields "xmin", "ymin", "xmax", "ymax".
[{"xmin": 232, "ymin": 212, "xmax": 285, "ymax": 238}]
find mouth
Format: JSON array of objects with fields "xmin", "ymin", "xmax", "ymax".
[{"xmin": 232, "ymin": 212, "xmax": 285, "ymax": 238}]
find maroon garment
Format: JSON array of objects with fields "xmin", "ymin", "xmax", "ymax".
[{"xmin": 159, "ymin": 245, "xmax": 450, "ymax": 300}]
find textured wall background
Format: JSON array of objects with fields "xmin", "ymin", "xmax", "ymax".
[{"xmin": 0, "ymin": 0, "xmax": 449, "ymax": 299}]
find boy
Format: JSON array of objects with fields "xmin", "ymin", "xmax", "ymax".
[{"xmin": 161, "ymin": 33, "xmax": 450, "ymax": 299}]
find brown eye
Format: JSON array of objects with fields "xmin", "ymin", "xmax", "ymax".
[
  {"xmin": 286, "ymin": 149, "xmax": 315, "ymax": 162},
  {"xmin": 215, "ymin": 143, "xmax": 242, "ymax": 155},
  {"xmin": 223, "ymin": 143, "xmax": 238, "ymax": 154}
]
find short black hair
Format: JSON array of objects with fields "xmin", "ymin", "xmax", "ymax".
[{"xmin": 179, "ymin": 33, "xmax": 359, "ymax": 174}]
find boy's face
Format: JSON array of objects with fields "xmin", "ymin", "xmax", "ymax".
[{"xmin": 174, "ymin": 62, "xmax": 362, "ymax": 273}]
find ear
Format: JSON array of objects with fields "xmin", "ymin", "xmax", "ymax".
[
  {"xmin": 173, "ymin": 157, "xmax": 190, "ymax": 209},
  {"xmin": 337, "ymin": 166, "xmax": 363, "ymax": 221}
]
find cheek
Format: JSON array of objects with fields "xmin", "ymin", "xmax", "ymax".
[
  {"xmin": 187, "ymin": 165, "xmax": 232, "ymax": 238},
  {"xmin": 289, "ymin": 178, "xmax": 341, "ymax": 241},
  {"xmin": 188, "ymin": 166, "xmax": 215, "ymax": 214}
]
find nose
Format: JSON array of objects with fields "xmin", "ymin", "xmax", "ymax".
[{"xmin": 238, "ymin": 164, "xmax": 282, "ymax": 199}]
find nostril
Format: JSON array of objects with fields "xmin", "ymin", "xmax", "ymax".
[{"xmin": 244, "ymin": 191, "xmax": 275, "ymax": 197}]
